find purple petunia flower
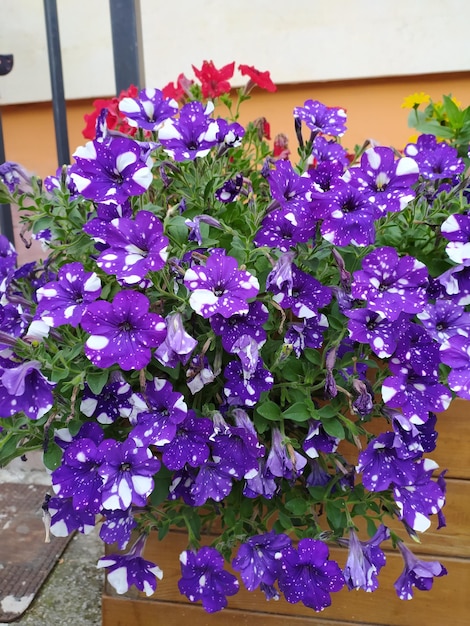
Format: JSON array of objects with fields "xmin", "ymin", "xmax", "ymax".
[
  {"xmin": 270, "ymin": 265, "xmax": 332, "ymax": 319},
  {"xmin": 345, "ymin": 146, "xmax": 419, "ymax": 214},
  {"xmin": 131, "ymin": 377, "xmax": 188, "ymax": 446},
  {"xmin": 184, "ymin": 249, "xmax": 259, "ymax": 318},
  {"xmin": 88, "ymin": 210, "xmax": 169, "ymax": 285},
  {"xmin": 356, "ymin": 432, "xmax": 417, "ymax": 492},
  {"xmin": 437, "ymin": 262, "xmax": 470, "ymax": 306},
  {"xmin": 319, "ymin": 181, "xmax": 381, "ymax": 247},
  {"xmin": 351, "ymin": 247, "xmax": 428, "ymax": 321},
  {"xmin": 294, "ymin": 100, "xmax": 347, "ymax": 137},
  {"xmin": 99, "ymin": 507, "xmax": 137, "ymax": 550},
  {"xmin": 0, "ymin": 359, "xmax": 55, "ymax": 420},
  {"xmin": 0, "ymin": 234, "xmax": 18, "ymax": 283},
  {"xmin": 154, "ymin": 311, "xmax": 198, "ymax": 367},
  {"xmin": 35, "ymin": 262, "xmax": 101, "ymax": 327},
  {"xmin": 190, "ymin": 461, "xmax": 234, "ymax": 506},
  {"xmin": 215, "ymin": 174, "xmax": 244, "ymax": 203},
  {"xmin": 440, "ymin": 213, "xmax": 470, "ymax": 264},
  {"xmin": 278, "ymin": 539, "xmax": 344, "ymax": 610},
  {"xmin": 266, "ymin": 427, "xmax": 307, "ymax": 481},
  {"xmin": 80, "ymin": 372, "xmax": 140, "ymax": 425},
  {"xmin": 0, "ymin": 161, "xmax": 32, "ymax": 194},
  {"xmin": 404, "ymin": 134, "xmax": 465, "ymax": 181},
  {"xmin": 209, "ymin": 411, "xmax": 265, "ymax": 480},
  {"xmin": 232, "ymin": 530, "xmax": 292, "ymax": 591},
  {"xmin": 51, "ymin": 437, "xmax": 104, "ymax": 513},
  {"xmin": 284, "ymin": 314, "xmax": 328, "ymax": 357},
  {"xmin": 339, "ymin": 525, "xmax": 390, "ymax": 592},
  {"xmin": 158, "ymin": 101, "xmax": 222, "ymax": 161},
  {"xmin": 418, "ymin": 298, "xmax": 470, "ymax": 343},
  {"xmin": 178, "ymin": 546, "xmax": 239, "ymax": 613},
  {"xmin": 243, "ymin": 458, "xmax": 278, "ymax": 499},
  {"xmin": 185, "ymin": 215, "xmax": 223, "ymax": 246},
  {"xmin": 223, "ymin": 358, "xmax": 274, "ymax": 407},
  {"xmin": 97, "ymin": 533, "xmax": 163, "ymax": 596},
  {"xmin": 254, "ymin": 208, "xmax": 317, "ymax": 251},
  {"xmin": 159, "ymin": 411, "xmax": 213, "ymax": 470},
  {"xmin": 390, "ymin": 322, "xmax": 441, "ymax": 378},
  {"xmin": 346, "ymin": 308, "xmax": 409, "ymax": 358},
  {"xmin": 382, "ymin": 368, "xmax": 451, "ymax": 425},
  {"xmin": 439, "ymin": 333, "xmax": 470, "ymax": 399},
  {"xmin": 70, "ymin": 136, "xmax": 153, "ymax": 203},
  {"xmin": 267, "ymin": 159, "xmax": 313, "ymax": 212},
  {"xmin": 302, "ymin": 420, "xmax": 339, "ymax": 458},
  {"xmin": 97, "ymin": 437, "xmax": 161, "ymax": 510},
  {"xmin": 119, "ymin": 87, "xmax": 178, "ymax": 131},
  {"xmin": 81, "ymin": 290, "xmax": 166, "ymax": 370},
  {"xmin": 394, "ymin": 542, "xmax": 447, "ymax": 600},
  {"xmin": 211, "ymin": 300, "xmax": 268, "ymax": 352},
  {"xmin": 311, "ymin": 135, "xmax": 349, "ymax": 168},
  {"xmin": 47, "ymin": 495, "xmax": 96, "ymax": 537},
  {"xmin": 392, "ymin": 458, "xmax": 445, "ymax": 532}
]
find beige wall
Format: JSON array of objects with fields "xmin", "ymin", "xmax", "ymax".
[{"xmin": 1, "ymin": 0, "xmax": 469, "ymax": 105}]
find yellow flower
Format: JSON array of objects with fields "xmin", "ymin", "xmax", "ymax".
[{"xmin": 401, "ymin": 92, "xmax": 431, "ymax": 109}]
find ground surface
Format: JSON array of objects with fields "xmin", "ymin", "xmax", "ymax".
[{"xmin": 0, "ymin": 456, "xmax": 103, "ymax": 626}]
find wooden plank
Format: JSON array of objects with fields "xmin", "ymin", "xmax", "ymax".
[
  {"xmin": 104, "ymin": 532, "xmax": 469, "ymax": 626},
  {"xmin": 102, "ymin": 596, "xmax": 382, "ymax": 626}
]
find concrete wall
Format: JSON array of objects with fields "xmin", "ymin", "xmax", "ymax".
[{"xmin": 1, "ymin": 0, "xmax": 469, "ymax": 105}]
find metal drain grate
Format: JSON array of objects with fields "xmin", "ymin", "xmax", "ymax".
[{"xmin": 0, "ymin": 482, "xmax": 73, "ymax": 622}]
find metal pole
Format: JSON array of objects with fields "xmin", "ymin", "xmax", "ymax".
[
  {"xmin": 109, "ymin": 0, "xmax": 145, "ymax": 94},
  {"xmin": 43, "ymin": 0, "xmax": 70, "ymax": 166},
  {"xmin": 0, "ymin": 59, "xmax": 15, "ymax": 243}
]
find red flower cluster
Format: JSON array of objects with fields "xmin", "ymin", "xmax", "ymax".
[
  {"xmin": 192, "ymin": 61, "xmax": 235, "ymax": 99},
  {"xmin": 82, "ymin": 85, "xmax": 139, "ymax": 140},
  {"xmin": 162, "ymin": 60, "xmax": 277, "ymax": 103},
  {"xmin": 162, "ymin": 73, "xmax": 194, "ymax": 102},
  {"xmin": 238, "ymin": 64, "xmax": 277, "ymax": 93}
]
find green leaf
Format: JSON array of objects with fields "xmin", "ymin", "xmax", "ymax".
[
  {"xmin": 0, "ymin": 433, "xmax": 24, "ymax": 467},
  {"xmin": 282, "ymin": 402, "xmax": 311, "ymax": 423},
  {"xmin": 50, "ymin": 365, "xmax": 70, "ymax": 383},
  {"xmin": 442, "ymin": 95, "xmax": 463, "ymax": 128},
  {"xmin": 256, "ymin": 400, "xmax": 282, "ymax": 421},
  {"xmin": 277, "ymin": 510, "xmax": 293, "ymax": 530},
  {"xmin": 366, "ymin": 518, "xmax": 378, "ymax": 538},
  {"xmin": 322, "ymin": 419, "xmax": 345, "ymax": 439},
  {"xmin": 86, "ymin": 370, "xmax": 109, "ymax": 395},
  {"xmin": 149, "ymin": 467, "xmax": 173, "ymax": 506},
  {"xmin": 303, "ymin": 348, "xmax": 322, "ymax": 365},
  {"xmin": 326, "ymin": 500, "xmax": 346, "ymax": 532},
  {"xmin": 43, "ymin": 441, "xmax": 63, "ymax": 471},
  {"xmin": 167, "ymin": 215, "xmax": 189, "ymax": 245},
  {"xmin": 285, "ymin": 497, "xmax": 308, "ymax": 516},
  {"xmin": 317, "ymin": 404, "xmax": 339, "ymax": 419}
]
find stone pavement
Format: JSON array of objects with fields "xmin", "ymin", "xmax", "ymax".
[{"xmin": 0, "ymin": 455, "xmax": 103, "ymax": 626}]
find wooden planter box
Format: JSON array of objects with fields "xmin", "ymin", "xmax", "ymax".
[{"xmin": 102, "ymin": 399, "xmax": 470, "ymax": 626}]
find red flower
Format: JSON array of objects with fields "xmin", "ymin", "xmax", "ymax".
[
  {"xmin": 82, "ymin": 85, "xmax": 139, "ymax": 140},
  {"xmin": 238, "ymin": 64, "xmax": 277, "ymax": 93},
  {"xmin": 253, "ymin": 117, "xmax": 271, "ymax": 141},
  {"xmin": 192, "ymin": 60, "xmax": 235, "ymax": 99},
  {"xmin": 273, "ymin": 133, "xmax": 290, "ymax": 160},
  {"xmin": 162, "ymin": 73, "xmax": 194, "ymax": 102}
]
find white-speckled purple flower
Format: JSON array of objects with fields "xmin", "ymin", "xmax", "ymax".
[
  {"xmin": 70, "ymin": 136, "xmax": 153, "ymax": 203},
  {"xmin": 184, "ymin": 249, "xmax": 259, "ymax": 318},
  {"xmin": 81, "ymin": 290, "xmax": 166, "ymax": 370}
]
